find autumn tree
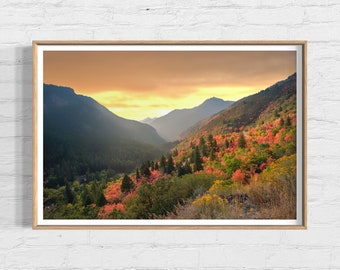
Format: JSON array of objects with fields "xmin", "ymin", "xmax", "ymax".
[{"xmin": 231, "ymin": 169, "xmax": 246, "ymax": 184}]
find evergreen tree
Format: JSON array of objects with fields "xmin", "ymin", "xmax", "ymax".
[
  {"xmin": 193, "ymin": 146, "xmax": 203, "ymax": 172},
  {"xmin": 154, "ymin": 161, "xmax": 159, "ymax": 170},
  {"xmin": 140, "ymin": 162, "xmax": 151, "ymax": 177},
  {"xmin": 209, "ymin": 149, "xmax": 215, "ymax": 161},
  {"xmin": 279, "ymin": 117, "xmax": 284, "ymax": 126},
  {"xmin": 82, "ymin": 186, "xmax": 92, "ymax": 206},
  {"xmin": 65, "ymin": 179, "xmax": 74, "ymax": 203},
  {"xmin": 160, "ymin": 155, "xmax": 166, "ymax": 173},
  {"xmin": 184, "ymin": 161, "xmax": 192, "ymax": 174},
  {"xmin": 177, "ymin": 163, "xmax": 185, "ymax": 177},
  {"xmin": 199, "ymin": 136, "xmax": 208, "ymax": 157},
  {"xmin": 207, "ymin": 134, "xmax": 218, "ymax": 153},
  {"xmin": 96, "ymin": 192, "xmax": 107, "ymax": 207},
  {"xmin": 166, "ymin": 155, "xmax": 175, "ymax": 174},
  {"xmin": 136, "ymin": 168, "xmax": 140, "ymax": 180},
  {"xmin": 238, "ymin": 133, "xmax": 246, "ymax": 149},
  {"xmin": 121, "ymin": 174, "xmax": 134, "ymax": 193},
  {"xmin": 225, "ymin": 139, "xmax": 229, "ymax": 148},
  {"xmin": 285, "ymin": 116, "xmax": 291, "ymax": 127}
]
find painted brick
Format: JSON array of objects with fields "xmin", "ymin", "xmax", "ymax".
[{"xmin": 0, "ymin": 0, "xmax": 340, "ymax": 269}]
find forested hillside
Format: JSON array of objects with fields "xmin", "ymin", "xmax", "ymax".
[
  {"xmin": 44, "ymin": 74, "xmax": 297, "ymax": 220},
  {"xmin": 43, "ymin": 84, "xmax": 165, "ymax": 189}
]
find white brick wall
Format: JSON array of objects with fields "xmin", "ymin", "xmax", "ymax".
[{"xmin": 1, "ymin": 1, "xmax": 339, "ymax": 269}]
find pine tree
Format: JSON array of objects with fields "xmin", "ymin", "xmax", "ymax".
[
  {"xmin": 166, "ymin": 155, "xmax": 175, "ymax": 174},
  {"xmin": 160, "ymin": 155, "xmax": 166, "ymax": 173},
  {"xmin": 177, "ymin": 163, "xmax": 185, "ymax": 177},
  {"xmin": 193, "ymin": 146, "xmax": 203, "ymax": 172},
  {"xmin": 238, "ymin": 133, "xmax": 246, "ymax": 149},
  {"xmin": 140, "ymin": 162, "xmax": 151, "ymax": 177},
  {"xmin": 184, "ymin": 161, "xmax": 192, "ymax": 174},
  {"xmin": 225, "ymin": 139, "xmax": 229, "ymax": 148},
  {"xmin": 97, "ymin": 192, "xmax": 107, "ymax": 207},
  {"xmin": 207, "ymin": 134, "xmax": 218, "ymax": 153},
  {"xmin": 121, "ymin": 174, "xmax": 134, "ymax": 193},
  {"xmin": 82, "ymin": 186, "xmax": 92, "ymax": 206},
  {"xmin": 199, "ymin": 136, "xmax": 208, "ymax": 157},
  {"xmin": 65, "ymin": 179, "xmax": 74, "ymax": 204},
  {"xmin": 136, "ymin": 168, "xmax": 140, "ymax": 180},
  {"xmin": 209, "ymin": 149, "xmax": 215, "ymax": 161}
]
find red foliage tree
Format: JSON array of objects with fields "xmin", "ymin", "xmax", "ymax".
[{"xmin": 231, "ymin": 169, "xmax": 246, "ymax": 184}]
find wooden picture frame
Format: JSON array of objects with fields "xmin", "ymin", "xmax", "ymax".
[{"xmin": 33, "ymin": 41, "xmax": 307, "ymax": 229}]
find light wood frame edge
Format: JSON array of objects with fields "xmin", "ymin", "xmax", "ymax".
[
  {"xmin": 32, "ymin": 41, "xmax": 38, "ymax": 229},
  {"xmin": 32, "ymin": 40, "xmax": 307, "ymax": 230}
]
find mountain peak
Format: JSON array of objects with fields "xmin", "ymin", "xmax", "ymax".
[
  {"xmin": 205, "ymin": 96, "xmax": 222, "ymax": 102},
  {"xmin": 180, "ymin": 72, "xmax": 297, "ymax": 139},
  {"xmin": 147, "ymin": 97, "xmax": 234, "ymax": 141},
  {"xmin": 201, "ymin": 97, "xmax": 226, "ymax": 106}
]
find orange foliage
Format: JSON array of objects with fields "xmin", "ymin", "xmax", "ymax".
[
  {"xmin": 149, "ymin": 170, "xmax": 163, "ymax": 184},
  {"xmin": 274, "ymin": 128, "xmax": 285, "ymax": 144},
  {"xmin": 231, "ymin": 169, "xmax": 245, "ymax": 184},
  {"xmin": 98, "ymin": 203, "xmax": 125, "ymax": 219},
  {"xmin": 105, "ymin": 181, "xmax": 122, "ymax": 203},
  {"xmin": 284, "ymin": 134, "xmax": 293, "ymax": 142}
]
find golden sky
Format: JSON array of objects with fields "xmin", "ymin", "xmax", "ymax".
[{"xmin": 44, "ymin": 50, "xmax": 296, "ymax": 120}]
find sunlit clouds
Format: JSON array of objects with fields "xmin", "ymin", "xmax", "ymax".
[{"xmin": 44, "ymin": 50, "xmax": 296, "ymax": 120}]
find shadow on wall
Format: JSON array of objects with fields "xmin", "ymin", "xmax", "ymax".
[{"xmin": 15, "ymin": 46, "xmax": 33, "ymax": 227}]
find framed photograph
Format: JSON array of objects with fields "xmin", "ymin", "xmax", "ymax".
[{"xmin": 32, "ymin": 41, "xmax": 307, "ymax": 229}]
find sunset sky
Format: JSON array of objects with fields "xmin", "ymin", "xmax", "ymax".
[{"xmin": 44, "ymin": 50, "xmax": 296, "ymax": 120}]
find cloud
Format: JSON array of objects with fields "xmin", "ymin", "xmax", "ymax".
[
  {"xmin": 44, "ymin": 51, "xmax": 295, "ymax": 96},
  {"xmin": 43, "ymin": 50, "xmax": 296, "ymax": 120}
]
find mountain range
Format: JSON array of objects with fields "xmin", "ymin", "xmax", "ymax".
[
  {"xmin": 43, "ymin": 73, "xmax": 296, "ymax": 188},
  {"xmin": 142, "ymin": 97, "xmax": 233, "ymax": 141},
  {"xmin": 43, "ymin": 84, "xmax": 166, "ymax": 186},
  {"xmin": 177, "ymin": 73, "xmax": 297, "ymax": 148}
]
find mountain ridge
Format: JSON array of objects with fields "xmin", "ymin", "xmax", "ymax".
[
  {"xmin": 43, "ymin": 84, "xmax": 166, "ymax": 185},
  {"xmin": 179, "ymin": 73, "xmax": 296, "ymax": 140},
  {"xmin": 144, "ymin": 97, "xmax": 234, "ymax": 142}
]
